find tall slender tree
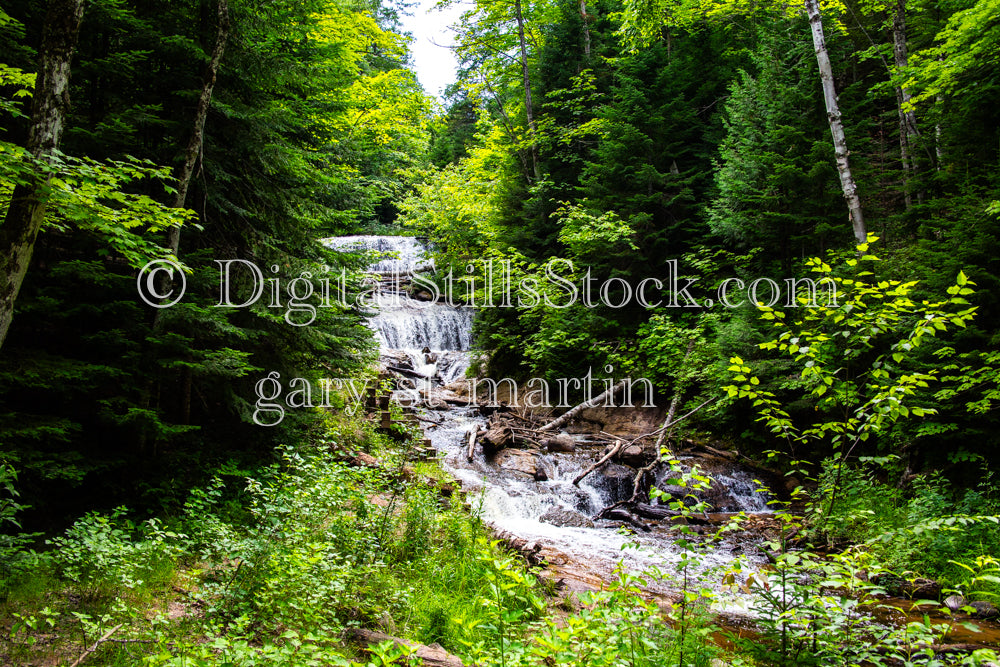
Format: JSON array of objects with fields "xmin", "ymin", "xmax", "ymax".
[
  {"xmin": 892, "ymin": 0, "xmax": 920, "ymax": 208},
  {"xmin": 514, "ymin": 0, "xmax": 542, "ymax": 180},
  {"xmin": 166, "ymin": 0, "xmax": 230, "ymax": 257},
  {"xmin": 805, "ymin": 0, "xmax": 866, "ymax": 244},
  {"xmin": 0, "ymin": 0, "xmax": 85, "ymax": 349}
]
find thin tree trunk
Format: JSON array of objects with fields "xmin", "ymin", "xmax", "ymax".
[
  {"xmin": 805, "ymin": 0, "xmax": 866, "ymax": 244},
  {"xmin": 145, "ymin": 0, "xmax": 230, "ymax": 441},
  {"xmin": 166, "ymin": 0, "xmax": 230, "ymax": 256},
  {"xmin": 0, "ymin": 0, "xmax": 85, "ymax": 350},
  {"xmin": 934, "ymin": 104, "xmax": 944, "ymax": 169},
  {"xmin": 513, "ymin": 0, "xmax": 541, "ymax": 181},
  {"xmin": 579, "ymin": 0, "xmax": 591, "ymax": 58},
  {"xmin": 892, "ymin": 0, "xmax": 921, "ymax": 208},
  {"xmin": 653, "ymin": 340, "xmax": 694, "ymax": 451}
]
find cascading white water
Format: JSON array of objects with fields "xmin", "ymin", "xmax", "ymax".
[
  {"xmin": 324, "ymin": 235, "xmax": 433, "ymax": 273},
  {"xmin": 324, "ymin": 235, "xmax": 472, "ymax": 383},
  {"xmin": 327, "ymin": 234, "xmax": 772, "ymax": 612},
  {"xmin": 368, "ymin": 294, "xmax": 473, "ymax": 351}
]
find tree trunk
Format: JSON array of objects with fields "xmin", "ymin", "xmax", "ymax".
[
  {"xmin": 152, "ymin": 0, "xmax": 229, "ymax": 329},
  {"xmin": 805, "ymin": 0, "xmax": 866, "ymax": 244},
  {"xmin": 654, "ymin": 339, "xmax": 694, "ymax": 451},
  {"xmin": 580, "ymin": 0, "xmax": 591, "ymax": 58},
  {"xmin": 892, "ymin": 0, "xmax": 921, "ymax": 208},
  {"xmin": 0, "ymin": 0, "xmax": 85, "ymax": 350},
  {"xmin": 166, "ymin": 0, "xmax": 230, "ymax": 256},
  {"xmin": 513, "ymin": 0, "xmax": 541, "ymax": 181}
]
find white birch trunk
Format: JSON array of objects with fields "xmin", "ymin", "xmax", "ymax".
[{"xmin": 805, "ymin": 0, "xmax": 867, "ymax": 244}]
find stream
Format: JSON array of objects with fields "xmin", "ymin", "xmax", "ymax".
[
  {"xmin": 326, "ymin": 235, "xmax": 772, "ymax": 616},
  {"xmin": 326, "ymin": 234, "xmax": 1000, "ymax": 646}
]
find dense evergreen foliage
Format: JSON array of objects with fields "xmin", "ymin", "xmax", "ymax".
[
  {"xmin": 3, "ymin": 0, "xmax": 1000, "ymax": 663},
  {"xmin": 402, "ymin": 0, "xmax": 1000, "ymax": 475},
  {"xmin": 0, "ymin": 0, "xmax": 429, "ymax": 525}
]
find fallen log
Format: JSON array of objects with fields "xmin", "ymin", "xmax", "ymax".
[
  {"xmin": 385, "ymin": 365, "xmax": 432, "ymax": 381},
  {"xmin": 632, "ymin": 502, "xmax": 685, "ymax": 521},
  {"xmin": 598, "ymin": 508, "xmax": 651, "ymax": 532},
  {"xmin": 572, "ymin": 440, "xmax": 623, "ymax": 486},
  {"xmin": 538, "ymin": 379, "xmax": 627, "ymax": 432},
  {"xmin": 631, "ymin": 503, "xmax": 719, "ymax": 525},
  {"xmin": 345, "ymin": 628, "xmax": 464, "ymax": 667},
  {"xmin": 70, "ymin": 624, "xmax": 124, "ymax": 667}
]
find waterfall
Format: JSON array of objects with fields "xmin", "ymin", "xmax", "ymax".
[
  {"xmin": 368, "ymin": 294, "xmax": 473, "ymax": 351},
  {"xmin": 327, "ymin": 233, "xmax": 772, "ymax": 613},
  {"xmin": 324, "ymin": 235, "xmax": 433, "ymax": 274},
  {"xmin": 325, "ymin": 235, "xmax": 472, "ymax": 383}
]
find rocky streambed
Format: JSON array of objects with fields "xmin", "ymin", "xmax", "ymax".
[{"xmin": 330, "ymin": 233, "xmax": 1000, "ymax": 652}]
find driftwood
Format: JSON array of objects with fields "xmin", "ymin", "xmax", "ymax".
[
  {"xmin": 537, "ymin": 379, "xmax": 627, "ymax": 432},
  {"xmin": 631, "ymin": 503, "xmax": 686, "ymax": 521},
  {"xmin": 572, "ymin": 440, "xmax": 623, "ymax": 486},
  {"xmin": 466, "ymin": 426, "xmax": 480, "ymax": 461},
  {"xmin": 514, "ymin": 434, "xmax": 544, "ymax": 448},
  {"xmin": 386, "ymin": 365, "xmax": 432, "ymax": 381},
  {"xmin": 345, "ymin": 628, "xmax": 464, "ymax": 667},
  {"xmin": 628, "ymin": 396, "xmax": 717, "ymax": 446},
  {"xmin": 690, "ymin": 442, "xmax": 737, "ymax": 461}
]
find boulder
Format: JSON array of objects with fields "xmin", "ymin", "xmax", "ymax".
[
  {"xmin": 481, "ymin": 425, "xmax": 514, "ymax": 454},
  {"xmin": 380, "ymin": 349, "xmax": 414, "ymax": 370},
  {"xmin": 871, "ymin": 574, "xmax": 941, "ymax": 600},
  {"xmin": 969, "ymin": 600, "xmax": 999, "ymax": 619},
  {"xmin": 596, "ymin": 464, "xmax": 635, "ymax": 504},
  {"xmin": 443, "ymin": 379, "xmax": 472, "ymax": 397},
  {"xmin": 540, "ymin": 507, "xmax": 595, "ymax": 529},
  {"xmin": 619, "ymin": 444, "xmax": 647, "ymax": 467},
  {"xmin": 902, "ymin": 578, "xmax": 943, "ymax": 599},
  {"xmin": 412, "ymin": 289, "xmax": 435, "ymax": 302},
  {"xmin": 496, "ymin": 449, "xmax": 538, "ymax": 477},
  {"xmin": 572, "ymin": 405, "xmax": 665, "ymax": 438},
  {"xmin": 545, "ymin": 433, "xmax": 576, "ymax": 453}
]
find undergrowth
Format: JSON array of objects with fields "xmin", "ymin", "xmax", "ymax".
[{"xmin": 3, "ymin": 411, "xmax": 1000, "ymax": 666}]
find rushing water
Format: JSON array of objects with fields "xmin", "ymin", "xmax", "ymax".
[{"xmin": 327, "ymin": 234, "xmax": 772, "ymax": 612}]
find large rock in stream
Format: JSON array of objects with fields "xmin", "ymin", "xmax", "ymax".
[
  {"xmin": 544, "ymin": 433, "xmax": 576, "ymax": 453},
  {"xmin": 540, "ymin": 506, "xmax": 595, "ymax": 529},
  {"xmin": 481, "ymin": 423, "xmax": 514, "ymax": 455},
  {"xmin": 495, "ymin": 449, "xmax": 538, "ymax": 477}
]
